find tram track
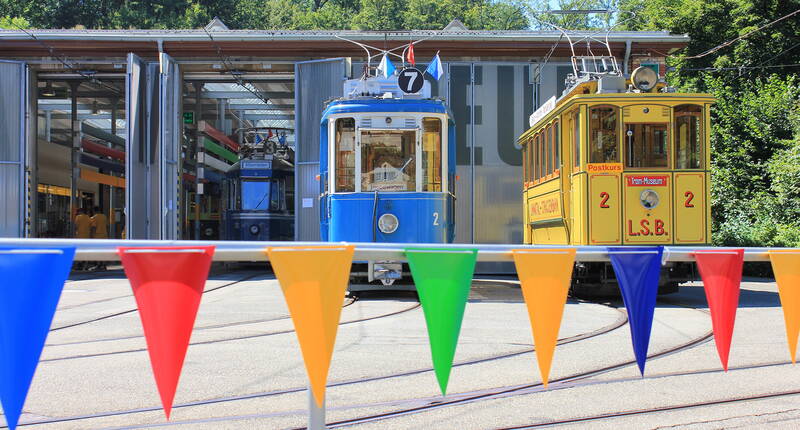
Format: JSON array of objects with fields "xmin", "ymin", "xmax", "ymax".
[
  {"xmin": 49, "ymin": 272, "xmax": 262, "ymax": 332},
  {"xmin": 40, "ymin": 300, "xmax": 419, "ymax": 363},
  {"xmin": 15, "ymin": 294, "xmax": 627, "ymax": 428},
  {"xmin": 318, "ymin": 322, "xmax": 715, "ymax": 429},
  {"xmin": 296, "ymin": 296, "xmax": 715, "ymax": 429},
  {"xmin": 496, "ymin": 386, "xmax": 800, "ymax": 429}
]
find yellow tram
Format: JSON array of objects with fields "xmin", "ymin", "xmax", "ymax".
[{"xmin": 519, "ymin": 66, "xmax": 714, "ymax": 248}]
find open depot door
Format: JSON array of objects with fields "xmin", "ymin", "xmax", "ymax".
[
  {"xmin": 294, "ymin": 58, "xmax": 348, "ymax": 241},
  {"xmin": 126, "ymin": 53, "xmax": 181, "ymax": 239},
  {"xmin": 0, "ymin": 61, "xmax": 28, "ymax": 237}
]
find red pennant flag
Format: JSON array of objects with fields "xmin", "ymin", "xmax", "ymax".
[
  {"xmin": 693, "ymin": 249, "xmax": 744, "ymax": 371},
  {"xmin": 407, "ymin": 43, "xmax": 416, "ymax": 66},
  {"xmin": 118, "ymin": 246, "xmax": 215, "ymax": 419}
]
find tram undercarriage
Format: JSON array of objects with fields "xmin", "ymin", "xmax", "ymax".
[{"xmin": 570, "ymin": 261, "xmax": 696, "ymax": 297}]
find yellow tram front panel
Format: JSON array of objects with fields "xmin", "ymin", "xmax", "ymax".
[
  {"xmin": 587, "ymin": 164, "xmax": 622, "ymax": 245},
  {"xmin": 622, "ymin": 173, "xmax": 672, "ymax": 244},
  {"xmin": 674, "ymin": 172, "xmax": 707, "ymax": 243}
]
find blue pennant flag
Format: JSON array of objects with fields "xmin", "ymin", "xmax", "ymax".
[
  {"xmin": 425, "ymin": 52, "xmax": 444, "ymax": 81},
  {"xmin": 377, "ymin": 53, "xmax": 396, "ymax": 78},
  {"xmin": 608, "ymin": 246, "xmax": 663, "ymax": 376},
  {"xmin": 0, "ymin": 247, "xmax": 75, "ymax": 430}
]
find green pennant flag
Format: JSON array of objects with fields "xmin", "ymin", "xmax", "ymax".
[{"xmin": 406, "ymin": 248, "xmax": 477, "ymax": 396}]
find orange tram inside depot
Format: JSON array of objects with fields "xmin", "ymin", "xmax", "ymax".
[{"xmin": 518, "ymin": 70, "xmax": 714, "ymax": 293}]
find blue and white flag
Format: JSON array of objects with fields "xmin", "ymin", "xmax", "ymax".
[
  {"xmin": 425, "ymin": 52, "xmax": 444, "ymax": 81},
  {"xmin": 377, "ymin": 53, "xmax": 396, "ymax": 78}
]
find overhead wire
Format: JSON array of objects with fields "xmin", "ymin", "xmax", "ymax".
[
  {"xmin": 12, "ymin": 24, "xmax": 122, "ymax": 96},
  {"xmin": 202, "ymin": 27, "xmax": 282, "ymax": 130},
  {"xmin": 681, "ymin": 7, "xmax": 800, "ymax": 60},
  {"xmin": 202, "ymin": 27, "xmax": 273, "ymax": 109}
]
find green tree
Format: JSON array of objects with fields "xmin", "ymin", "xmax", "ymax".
[{"xmin": 0, "ymin": 16, "xmax": 29, "ymax": 29}]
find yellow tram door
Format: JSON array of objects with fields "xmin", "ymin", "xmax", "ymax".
[
  {"xmin": 622, "ymin": 172, "xmax": 672, "ymax": 244},
  {"xmin": 674, "ymin": 173, "xmax": 706, "ymax": 243},
  {"xmin": 587, "ymin": 164, "xmax": 622, "ymax": 245},
  {"xmin": 673, "ymin": 104, "xmax": 709, "ymax": 244}
]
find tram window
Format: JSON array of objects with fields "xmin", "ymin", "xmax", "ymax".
[
  {"xmin": 545, "ymin": 125, "xmax": 553, "ymax": 176},
  {"xmin": 534, "ymin": 134, "xmax": 541, "ymax": 181},
  {"xmin": 361, "ymin": 129, "xmax": 416, "ymax": 191},
  {"xmin": 269, "ymin": 179, "xmax": 284, "ymax": 211},
  {"xmin": 572, "ymin": 110, "xmax": 580, "ymax": 168},
  {"xmin": 422, "ymin": 118, "xmax": 442, "ymax": 191},
  {"xmin": 675, "ymin": 105, "xmax": 703, "ymax": 169},
  {"xmin": 625, "ymin": 124, "xmax": 669, "ymax": 168},
  {"xmin": 522, "ymin": 141, "xmax": 528, "ymax": 184},
  {"xmin": 589, "ymin": 106, "xmax": 619, "ymax": 163},
  {"xmin": 554, "ymin": 121, "xmax": 560, "ymax": 174},
  {"xmin": 241, "ymin": 180, "xmax": 270, "ymax": 210},
  {"xmin": 526, "ymin": 137, "xmax": 533, "ymax": 183},
  {"xmin": 335, "ymin": 118, "xmax": 356, "ymax": 192}
]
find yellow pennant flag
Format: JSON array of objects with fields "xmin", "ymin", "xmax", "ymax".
[
  {"xmin": 769, "ymin": 250, "xmax": 800, "ymax": 363},
  {"xmin": 266, "ymin": 245, "xmax": 355, "ymax": 407},
  {"xmin": 511, "ymin": 248, "xmax": 576, "ymax": 387}
]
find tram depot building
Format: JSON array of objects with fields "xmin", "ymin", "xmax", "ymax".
[{"xmin": 0, "ymin": 21, "xmax": 687, "ymax": 268}]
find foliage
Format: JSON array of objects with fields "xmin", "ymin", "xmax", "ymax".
[
  {"xmin": 0, "ymin": 16, "xmax": 30, "ymax": 29},
  {"xmin": 525, "ymin": 0, "xmax": 620, "ymax": 30},
  {"xmin": 0, "ymin": 0, "xmax": 530, "ymax": 30}
]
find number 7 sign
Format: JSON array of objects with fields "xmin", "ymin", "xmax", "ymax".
[{"xmin": 398, "ymin": 68, "xmax": 424, "ymax": 94}]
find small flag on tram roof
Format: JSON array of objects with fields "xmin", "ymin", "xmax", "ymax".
[
  {"xmin": 377, "ymin": 53, "xmax": 396, "ymax": 78},
  {"xmin": 407, "ymin": 43, "xmax": 416, "ymax": 66},
  {"xmin": 425, "ymin": 52, "xmax": 444, "ymax": 81}
]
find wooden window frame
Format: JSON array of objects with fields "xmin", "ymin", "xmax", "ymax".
[
  {"xmin": 553, "ymin": 120, "xmax": 560, "ymax": 178},
  {"xmin": 588, "ymin": 105, "xmax": 620, "ymax": 164},
  {"xmin": 572, "ymin": 109, "xmax": 580, "ymax": 169},
  {"xmin": 673, "ymin": 104, "xmax": 704, "ymax": 170}
]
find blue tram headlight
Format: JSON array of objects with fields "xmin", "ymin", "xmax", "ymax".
[
  {"xmin": 249, "ymin": 224, "xmax": 260, "ymax": 235},
  {"xmin": 378, "ymin": 213, "xmax": 399, "ymax": 234}
]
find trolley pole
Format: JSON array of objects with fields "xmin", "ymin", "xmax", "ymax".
[{"xmin": 308, "ymin": 387, "xmax": 326, "ymax": 430}]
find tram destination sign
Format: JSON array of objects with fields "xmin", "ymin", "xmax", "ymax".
[
  {"xmin": 529, "ymin": 96, "xmax": 556, "ymax": 127},
  {"xmin": 398, "ymin": 67, "xmax": 424, "ymax": 94}
]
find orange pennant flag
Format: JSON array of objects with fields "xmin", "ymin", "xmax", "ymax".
[
  {"xmin": 769, "ymin": 250, "xmax": 800, "ymax": 363},
  {"xmin": 511, "ymin": 248, "xmax": 576, "ymax": 387},
  {"xmin": 266, "ymin": 246, "xmax": 354, "ymax": 407}
]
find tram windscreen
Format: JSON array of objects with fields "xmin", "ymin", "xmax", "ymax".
[
  {"xmin": 361, "ymin": 130, "xmax": 416, "ymax": 191},
  {"xmin": 241, "ymin": 180, "xmax": 271, "ymax": 210},
  {"xmin": 625, "ymin": 124, "xmax": 669, "ymax": 168}
]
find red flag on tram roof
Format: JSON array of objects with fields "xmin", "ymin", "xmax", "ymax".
[{"xmin": 407, "ymin": 43, "xmax": 416, "ymax": 66}]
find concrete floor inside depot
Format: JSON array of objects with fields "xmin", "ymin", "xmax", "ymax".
[{"xmin": 6, "ymin": 270, "xmax": 800, "ymax": 430}]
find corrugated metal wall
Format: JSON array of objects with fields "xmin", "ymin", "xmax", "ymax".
[
  {"xmin": 0, "ymin": 61, "xmax": 26, "ymax": 238},
  {"xmin": 294, "ymin": 59, "xmax": 346, "ymax": 240}
]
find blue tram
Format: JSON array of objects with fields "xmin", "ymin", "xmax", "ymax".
[
  {"xmin": 221, "ymin": 155, "xmax": 294, "ymax": 241},
  {"xmin": 319, "ymin": 76, "xmax": 456, "ymax": 284}
]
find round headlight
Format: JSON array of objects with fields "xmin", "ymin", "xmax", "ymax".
[
  {"xmin": 640, "ymin": 189, "xmax": 660, "ymax": 210},
  {"xmin": 378, "ymin": 213, "xmax": 399, "ymax": 234},
  {"xmin": 249, "ymin": 224, "xmax": 260, "ymax": 235}
]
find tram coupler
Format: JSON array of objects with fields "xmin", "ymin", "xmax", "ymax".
[{"xmin": 368, "ymin": 261, "xmax": 402, "ymax": 286}]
